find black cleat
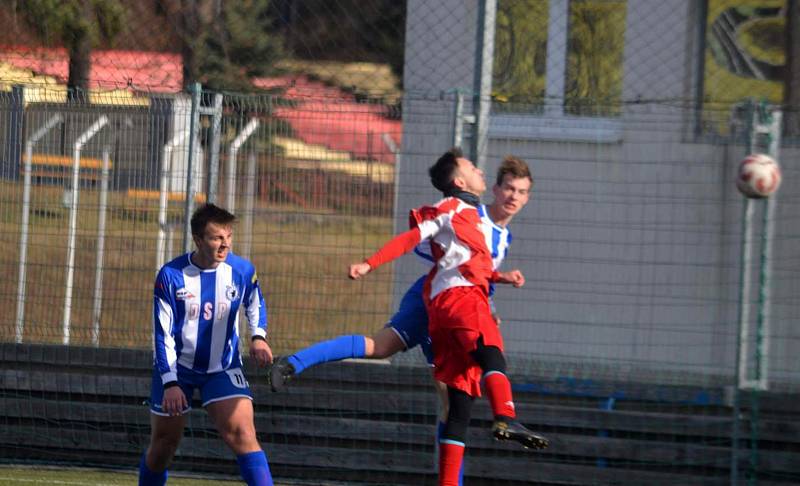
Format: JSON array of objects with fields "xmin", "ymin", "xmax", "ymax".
[
  {"xmin": 269, "ymin": 356, "xmax": 296, "ymax": 392},
  {"xmin": 492, "ymin": 419, "xmax": 549, "ymax": 450}
]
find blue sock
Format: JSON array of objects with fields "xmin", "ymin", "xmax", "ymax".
[
  {"xmin": 237, "ymin": 450, "xmax": 273, "ymax": 486},
  {"xmin": 436, "ymin": 420, "xmax": 446, "ymax": 442},
  {"xmin": 436, "ymin": 421, "xmax": 464, "ymax": 486},
  {"xmin": 138, "ymin": 452, "xmax": 167, "ymax": 486},
  {"xmin": 288, "ymin": 335, "xmax": 366, "ymax": 374}
]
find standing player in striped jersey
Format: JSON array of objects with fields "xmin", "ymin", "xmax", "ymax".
[
  {"xmin": 139, "ymin": 204, "xmax": 274, "ymax": 486},
  {"xmin": 348, "ymin": 149, "xmax": 548, "ymax": 486}
]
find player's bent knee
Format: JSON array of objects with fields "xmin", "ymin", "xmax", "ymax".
[
  {"xmin": 370, "ymin": 330, "xmax": 405, "ymax": 359},
  {"xmin": 219, "ymin": 423, "xmax": 259, "ymax": 453}
]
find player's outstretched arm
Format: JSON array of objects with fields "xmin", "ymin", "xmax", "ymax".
[
  {"xmin": 351, "ymin": 227, "xmax": 423, "ymax": 279},
  {"xmin": 349, "ymin": 262, "xmax": 372, "ymax": 279},
  {"xmin": 493, "ymin": 269, "xmax": 525, "ymax": 288}
]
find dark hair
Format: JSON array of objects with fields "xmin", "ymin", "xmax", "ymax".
[
  {"xmin": 190, "ymin": 203, "xmax": 236, "ymax": 237},
  {"xmin": 429, "ymin": 147, "xmax": 464, "ymax": 193},
  {"xmin": 496, "ymin": 155, "xmax": 534, "ymax": 187}
]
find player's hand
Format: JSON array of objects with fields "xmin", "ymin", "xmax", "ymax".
[
  {"xmin": 250, "ymin": 338, "xmax": 273, "ymax": 368},
  {"xmin": 496, "ymin": 269, "xmax": 525, "ymax": 288},
  {"xmin": 492, "ymin": 313, "xmax": 502, "ymax": 327},
  {"xmin": 348, "ymin": 262, "xmax": 371, "ymax": 280},
  {"xmin": 162, "ymin": 386, "xmax": 188, "ymax": 416}
]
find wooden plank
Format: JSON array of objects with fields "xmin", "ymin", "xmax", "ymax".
[
  {"xmin": 0, "ymin": 344, "xmax": 736, "ymax": 406},
  {"xmin": 31, "ymin": 170, "xmax": 102, "ymax": 182},
  {"xmin": 512, "ymin": 378, "xmax": 726, "ymax": 407},
  {"xmin": 126, "ymin": 189, "xmax": 207, "ymax": 203},
  {"xmin": 3, "ymin": 397, "xmax": 799, "ymax": 476},
  {"xmin": 28, "ymin": 153, "xmax": 111, "ymax": 169},
  {"xmin": 0, "ymin": 369, "xmax": 151, "ymax": 397},
  {"xmin": 0, "ymin": 343, "xmax": 150, "ymax": 371},
  {"xmin": 5, "ymin": 343, "xmax": 794, "ymax": 416},
  {"xmin": 4, "ymin": 367, "xmax": 800, "ymax": 446}
]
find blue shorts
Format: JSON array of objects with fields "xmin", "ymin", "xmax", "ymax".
[
  {"xmin": 149, "ymin": 364, "xmax": 252, "ymax": 415},
  {"xmin": 387, "ymin": 275, "xmax": 434, "ymax": 365}
]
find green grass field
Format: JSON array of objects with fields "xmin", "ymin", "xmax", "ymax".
[
  {"xmin": 0, "ymin": 465, "xmax": 342, "ymax": 485},
  {"xmin": 0, "ymin": 466, "xmax": 238, "ymax": 485}
]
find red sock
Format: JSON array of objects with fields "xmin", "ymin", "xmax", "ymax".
[
  {"xmin": 439, "ymin": 441, "xmax": 465, "ymax": 486},
  {"xmin": 483, "ymin": 371, "xmax": 516, "ymax": 418}
]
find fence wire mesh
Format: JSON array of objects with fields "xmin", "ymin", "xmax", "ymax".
[{"xmin": 0, "ymin": 1, "xmax": 799, "ymax": 485}]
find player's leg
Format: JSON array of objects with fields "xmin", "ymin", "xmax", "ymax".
[
  {"xmin": 204, "ymin": 369, "xmax": 273, "ymax": 486},
  {"xmin": 140, "ymin": 414, "xmax": 186, "ymax": 486},
  {"xmin": 369, "ymin": 326, "xmax": 408, "ymax": 358},
  {"xmin": 438, "ymin": 386, "xmax": 474, "ymax": 486},
  {"xmin": 270, "ymin": 277, "xmax": 427, "ymax": 392},
  {"xmin": 431, "ymin": 376, "xmax": 465, "ymax": 486},
  {"xmin": 277, "ymin": 334, "xmax": 367, "ymax": 375},
  {"xmin": 140, "ymin": 369, "xmax": 191, "ymax": 485},
  {"xmin": 269, "ymin": 327, "xmax": 407, "ymax": 391},
  {"xmin": 470, "ymin": 337, "xmax": 548, "ymax": 450},
  {"xmin": 432, "ymin": 375, "xmax": 449, "ymax": 423},
  {"xmin": 208, "ymin": 397, "xmax": 273, "ymax": 486},
  {"xmin": 269, "ymin": 332, "xmax": 368, "ymax": 392}
]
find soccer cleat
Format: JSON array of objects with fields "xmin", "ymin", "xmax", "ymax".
[
  {"xmin": 269, "ymin": 356, "xmax": 296, "ymax": 392},
  {"xmin": 492, "ymin": 418, "xmax": 549, "ymax": 450}
]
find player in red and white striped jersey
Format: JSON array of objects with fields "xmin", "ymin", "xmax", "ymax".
[{"xmin": 349, "ymin": 149, "xmax": 549, "ymax": 486}]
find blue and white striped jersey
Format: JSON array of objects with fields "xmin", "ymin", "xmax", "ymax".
[
  {"xmin": 477, "ymin": 203, "xmax": 513, "ymax": 272},
  {"xmin": 152, "ymin": 252, "xmax": 267, "ymax": 384},
  {"xmin": 413, "ymin": 204, "xmax": 512, "ymax": 296}
]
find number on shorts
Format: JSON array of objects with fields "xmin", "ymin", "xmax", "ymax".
[{"xmin": 226, "ymin": 369, "xmax": 248, "ymax": 388}]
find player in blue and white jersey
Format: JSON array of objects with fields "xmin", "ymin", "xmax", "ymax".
[
  {"xmin": 269, "ymin": 156, "xmax": 533, "ymax": 481},
  {"xmin": 139, "ymin": 204, "xmax": 274, "ymax": 486}
]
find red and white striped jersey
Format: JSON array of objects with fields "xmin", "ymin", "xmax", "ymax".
[
  {"xmin": 410, "ymin": 197, "xmax": 495, "ymax": 300},
  {"xmin": 364, "ymin": 196, "xmax": 498, "ymax": 300}
]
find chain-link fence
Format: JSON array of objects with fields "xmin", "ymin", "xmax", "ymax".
[{"xmin": 0, "ymin": 1, "xmax": 799, "ymax": 485}]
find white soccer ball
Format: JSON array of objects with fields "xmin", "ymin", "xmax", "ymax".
[{"xmin": 736, "ymin": 153, "xmax": 782, "ymax": 199}]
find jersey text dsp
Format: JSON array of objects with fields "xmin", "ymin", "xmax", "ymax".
[{"xmin": 153, "ymin": 252, "xmax": 267, "ymax": 384}]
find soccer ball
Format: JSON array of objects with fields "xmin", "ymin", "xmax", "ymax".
[{"xmin": 736, "ymin": 153, "xmax": 782, "ymax": 199}]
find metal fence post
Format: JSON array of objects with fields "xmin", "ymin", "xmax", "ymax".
[
  {"xmin": 157, "ymin": 132, "xmax": 188, "ymax": 271},
  {"xmin": 91, "ymin": 148, "xmax": 112, "ymax": 346},
  {"xmin": 16, "ymin": 113, "xmax": 63, "ymax": 343},
  {"xmin": 731, "ymin": 100, "xmax": 782, "ymax": 486},
  {"xmin": 227, "ymin": 118, "xmax": 259, "ymax": 212},
  {"xmin": 183, "ymin": 82, "xmax": 202, "ymax": 253},
  {"xmin": 206, "ymin": 93, "xmax": 224, "ymax": 204},
  {"xmin": 63, "ymin": 115, "xmax": 109, "ymax": 345},
  {"xmin": 470, "ymin": 0, "xmax": 496, "ymax": 169}
]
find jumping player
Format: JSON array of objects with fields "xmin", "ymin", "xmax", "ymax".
[
  {"xmin": 269, "ymin": 155, "xmax": 533, "ymax": 421},
  {"xmin": 139, "ymin": 203, "xmax": 274, "ymax": 486},
  {"xmin": 347, "ymin": 149, "xmax": 548, "ymax": 486}
]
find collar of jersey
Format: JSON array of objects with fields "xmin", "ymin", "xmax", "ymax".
[
  {"xmin": 187, "ymin": 252, "xmax": 223, "ymax": 272},
  {"xmin": 445, "ymin": 189, "xmax": 480, "ymax": 207}
]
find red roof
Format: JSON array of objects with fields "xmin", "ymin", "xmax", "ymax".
[
  {"xmin": 0, "ymin": 46, "xmax": 182, "ymax": 92},
  {"xmin": 254, "ymin": 75, "xmax": 402, "ymax": 164},
  {"xmin": 0, "ymin": 47, "xmax": 402, "ymax": 164}
]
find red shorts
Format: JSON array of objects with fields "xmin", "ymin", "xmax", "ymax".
[{"xmin": 426, "ymin": 286, "xmax": 504, "ymax": 397}]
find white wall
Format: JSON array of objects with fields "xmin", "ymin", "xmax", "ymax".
[{"xmin": 400, "ymin": 0, "xmax": 799, "ymax": 387}]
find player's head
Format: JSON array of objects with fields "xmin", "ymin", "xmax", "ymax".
[
  {"xmin": 429, "ymin": 147, "xmax": 486, "ymax": 196},
  {"xmin": 190, "ymin": 203, "xmax": 236, "ymax": 267},
  {"xmin": 491, "ymin": 156, "xmax": 533, "ymax": 219}
]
